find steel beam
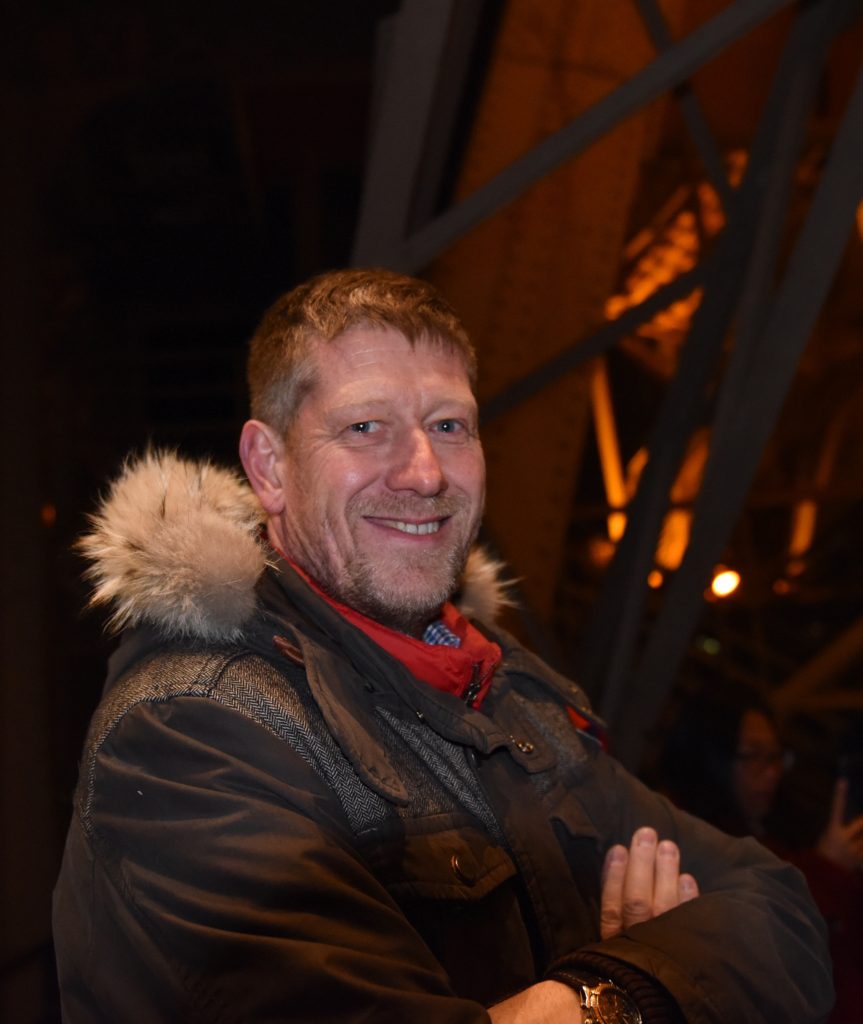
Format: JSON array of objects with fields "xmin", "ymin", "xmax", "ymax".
[
  {"xmin": 351, "ymin": 0, "xmax": 465, "ymax": 267},
  {"xmin": 480, "ymin": 264, "xmax": 703, "ymax": 425},
  {"xmin": 776, "ymin": 614, "xmax": 863, "ymax": 711},
  {"xmin": 581, "ymin": 0, "xmax": 840, "ymax": 732},
  {"xmin": 614, "ymin": 3, "xmax": 863, "ymax": 767},
  {"xmin": 396, "ymin": 0, "xmax": 794, "ymax": 271},
  {"xmin": 634, "ymin": 0, "xmax": 732, "ymax": 208}
]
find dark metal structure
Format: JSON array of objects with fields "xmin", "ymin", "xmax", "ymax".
[{"xmin": 352, "ymin": 0, "xmax": 863, "ymax": 767}]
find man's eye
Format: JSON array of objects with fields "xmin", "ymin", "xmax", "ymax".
[
  {"xmin": 349, "ymin": 421, "xmax": 378, "ymax": 434},
  {"xmin": 434, "ymin": 419, "xmax": 465, "ymax": 434}
]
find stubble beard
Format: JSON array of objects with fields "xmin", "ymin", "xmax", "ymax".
[
  {"xmin": 320, "ymin": 495, "xmax": 480, "ymax": 635},
  {"xmin": 337, "ymin": 541, "xmax": 470, "ymax": 635}
]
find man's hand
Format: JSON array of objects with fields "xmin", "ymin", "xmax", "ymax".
[
  {"xmin": 816, "ymin": 777, "xmax": 863, "ymax": 872},
  {"xmin": 489, "ymin": 828, "xmax": 698, "ymax": 1022},
  {"xmin": 600, "ymin": 827, "xmax": 699, "ymax": 939}
]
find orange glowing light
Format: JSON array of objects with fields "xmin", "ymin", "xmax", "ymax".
[
  {"xmin": 587, "ymin": 536, "xmax": 616, "ymax": 569},
  {"xmin": 711, "ymin": 568, "xmax": 740, "ymax": 598}
]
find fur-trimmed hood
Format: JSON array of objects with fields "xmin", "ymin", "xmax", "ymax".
[{"xmin": 79, "ymin": 451, "xmax": 511, "ymax": 643}]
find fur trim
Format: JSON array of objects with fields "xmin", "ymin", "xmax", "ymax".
[
  {"xmin": 79, "ymin": 450, "xmax": 268, "ymax": 641},
  {"xmin": 79, "ymin": 450, "xmax": 513, "ymax": 642},
  {"xmin": 458, "ymin": 549, "xmax": 516, "ymax": 624}
]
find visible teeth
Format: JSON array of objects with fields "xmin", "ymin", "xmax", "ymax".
[{"xmin": 391, "ymin": 520, "xmax": 441, "ymax": 535}]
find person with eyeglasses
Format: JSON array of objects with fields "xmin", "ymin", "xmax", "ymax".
[{"xmin": 651, "ymin": 678, "xmax": 863, "ymax": 1024}]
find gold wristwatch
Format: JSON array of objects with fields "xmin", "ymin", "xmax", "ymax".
[{"xmin": 566, "ymin": 971, "xmax": 643, "ymax": 1024}]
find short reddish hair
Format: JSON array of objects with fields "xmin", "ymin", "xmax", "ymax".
[{"xmin": 247, "ymin": 268, "xmax": 476, "ymax": 434}]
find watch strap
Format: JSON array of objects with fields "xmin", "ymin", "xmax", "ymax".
[
  {"xmin": 548, "ymin": 967, "xmax": 640, "ymax": 1023},
  {"xmin": 546, "ymin": 953, "xmax": 684, "ymax": 1024}
]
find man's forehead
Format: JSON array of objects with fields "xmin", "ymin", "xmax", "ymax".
[
  {"xmin": 322, "ymin": 327, "xmax": 407, "ymax": 367},
  {"xmin": 309, "ymin": 326, "xmax": 474, "ymax": 382}
]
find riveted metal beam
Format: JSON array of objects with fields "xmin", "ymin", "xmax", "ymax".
[
  {"xmin": 353, "ymin": 0, "xmax": 794, "ymax": 271},
  {"xmin": 612, "ymin": 1, "xmax": 863, "ymax": 767},
  {"xmin": 583, "ymin": 0, "xmax": 844, "ymax": 735},
  {"xmin": 633, "ymin": 0, "xmax": 733, "ymax": 208},
  {"xmin": 396, "ymin": 0, "xmax": 794, "ymax": 271}
]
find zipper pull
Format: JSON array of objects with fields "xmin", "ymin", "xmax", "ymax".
[{"xmin": 463, "ymin": 664, "xmax": 484, "ymax": 707}]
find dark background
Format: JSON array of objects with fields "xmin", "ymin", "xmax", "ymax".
[{"xmin": 2, "ymin": 3, "xmax": 397, "ymax": 1019}]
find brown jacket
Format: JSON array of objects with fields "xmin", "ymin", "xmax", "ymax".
[{"xmin": 53, "ymin": 453, "xmax": 834, "ymax": 1022}]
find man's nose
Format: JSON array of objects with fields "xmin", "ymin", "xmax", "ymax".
[{"xmin": 386, "ymin": 429, "xmax": 445, "ymax": 495}]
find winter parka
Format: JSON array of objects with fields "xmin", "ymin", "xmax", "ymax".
[{"xmin": 52, "ymin": 453, "xmax": 834, "ymax": 1023}]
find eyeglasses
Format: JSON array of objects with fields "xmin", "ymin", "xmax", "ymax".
[{"xmin": 734, "ymin": 748, "xmax": 794, "ymax": 772}]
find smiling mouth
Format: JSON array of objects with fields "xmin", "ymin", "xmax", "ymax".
[{"xmin": 370, "ymin": 517, "xmax": 445, "ymax": 536}]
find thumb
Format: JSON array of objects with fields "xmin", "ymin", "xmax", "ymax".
[{"xmin": 831, "ymin": 777, "xmax": 849, "ymax": 826}]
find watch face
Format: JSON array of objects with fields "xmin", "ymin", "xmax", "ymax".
[{"xmin": 596, "ymin": 986, "xmax": 642, "ymax": 1024}]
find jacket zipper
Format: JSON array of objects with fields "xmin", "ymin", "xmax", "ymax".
[{"xmin": 463, "ymin": 662, "xmax": 486, "ymax": 707}]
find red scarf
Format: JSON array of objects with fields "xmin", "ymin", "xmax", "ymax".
[{"xmin": 288, "ymin": 561, "xmax": 501, "ymax": 709}]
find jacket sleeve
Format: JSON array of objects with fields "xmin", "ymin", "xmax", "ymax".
[
  {"xmin": 569, "ymin": 747, "xmax": 835, "ymax": 1024},
  {"xmin": 58, "ymin": 694, "xmax": 492, "ymax": 1024}
]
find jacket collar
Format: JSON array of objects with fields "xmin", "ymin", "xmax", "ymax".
[
  {"xmin": 82, "ymin": 450, "xmax": 563, "ymax": 801},
  {"xmin": 80, "ymin": 449, "xmax": 512, "ymax": 643},
  {"xmin": 250, "ymin": 562, "xmax": 558, "ymax": 798}
]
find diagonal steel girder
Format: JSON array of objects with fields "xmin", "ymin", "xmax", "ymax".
[
  {"xmin": 352, "ymin": 0, "xmax": 795, "ymax": 271},
  {"xmin": 579, "ymin": 0, "xmax": 842, "ymax": 721},
  {"xmin": 633, "ymin": 0, "xmax": 732, "ymax": 207},
  {"xmin": 596, "ymin": 0, "xmax": 863, "ymax": 768},
  {"xmin": 352, "ymin": 0, "xmax": 861, "ymax": 768},
  {"xmin": 479, "ymin": 265, "xmax": 704, "ymax": 426},
  {"xmin": 613, "ymin": 36, "xmax": 863, "ymax": 768}
]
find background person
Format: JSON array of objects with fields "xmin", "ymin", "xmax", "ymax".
[{"xmin": 651, "ymin": 677, "xmax": 862, "ymax": 1023}]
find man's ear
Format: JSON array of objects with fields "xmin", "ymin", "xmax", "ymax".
[{"xmin": 239, "ymin": 419, "xmax": 288, "ymax": 516}]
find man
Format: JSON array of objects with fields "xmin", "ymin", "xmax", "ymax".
[{"xmin": 54, "ymin": 269, "xmax": 832, "ymax": 1022}]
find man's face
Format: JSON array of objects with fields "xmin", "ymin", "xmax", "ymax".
[{"xmin": 271, "ymin": 327, "xmax": 485, "ymax": 634}]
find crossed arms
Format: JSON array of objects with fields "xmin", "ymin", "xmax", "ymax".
[
  {"xmin": 55, "ymin": 688, "xmax": 834, "ymax": 1023},
  {"xmin": 490, "ymin": 827, "xmax": 699, "ymax": 1023}
]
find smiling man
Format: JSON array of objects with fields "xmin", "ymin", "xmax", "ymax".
[
  {"xmin": 53, "ymin": 269, "xmax": 833, "ymax": 1023},
  {"xmin": 241, "ymin": 323, "xmax": 485, "ymax": 635}
]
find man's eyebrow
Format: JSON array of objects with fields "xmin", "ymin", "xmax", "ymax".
[
  {"xmin": 329, "ymin": 395, "xmax": 476, "ymax": 415},
  {"xmin": 328, "ymin": 399, "xmax": 390, "ymax": 417}
]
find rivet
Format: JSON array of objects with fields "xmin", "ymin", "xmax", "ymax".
[{"xmin": 451, "ymin": 853, "xmax": 477, "ymax": 887}]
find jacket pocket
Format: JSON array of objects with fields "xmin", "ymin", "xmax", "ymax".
[
  {"xmin": 363, "ymin": 815, "xmax": 533, "ymax": 1005},
  {"xmin": 367, "ymin": 817, "xmax": 516, "ymax": 901}
]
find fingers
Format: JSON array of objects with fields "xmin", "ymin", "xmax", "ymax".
[
  {"xmin": 600, "ymin": 844, "xmax": 628, "ymax": 940},
  {"xmin": 678, "ymin": 873, "xmax": 699, "ymax": 903},
  {"xmin": 623, "ymin": 827, "xmax": 659, "ymax": 927},
  {"xmin": 653, "ymin": 839, "xmax": 683, "ymax": 916},
  {"xmin": 817, "ymin": 779, "xmax": 863, "ymax": 869},
  {"xmin": 842, "ymin": 815, "xmax": 863, "ymax": 863},
  {"xmin": 600, "ymin": 828, "xmax": 699, "ymax": 940},
  {"xmin": 831, "ymin": 777, "xmax": 849, "ymax": 826}
]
